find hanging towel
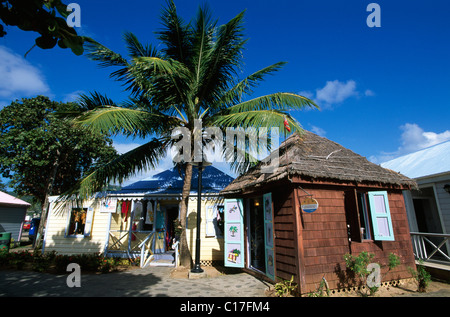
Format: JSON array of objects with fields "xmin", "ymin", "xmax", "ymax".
[
  {"xmin": 134, "ymin": 201, "xmax": 144, "ymax": 231},
  {"xmin": 116, "ymin": 200, "xmax": 123, "ymax": 214},
  {"xmin": 133, "ymin": 201, "xmax": 143, "ymax": 219},
  {"xmin": 122, "ymin": 200, "xmax": 131, "ymax": 222},
  {"xmin": 155, "ymin": 231, "xmax": 165, "ymax": 253}
]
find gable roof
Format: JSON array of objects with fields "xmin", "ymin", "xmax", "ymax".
[
  {"xmin": 115, "ymin": 165, "xmax": 234, "ymax": 195},
  {"xmin": 381, "ymin": 140, "xmax": 450, "ymax": 179},
  {"xmin": 0, "ymin": 191, "xmax": 31, "ymax": 207},
  {"xmin": 221, "ymin": 131, "xmax": 416, "ymax": 195}
]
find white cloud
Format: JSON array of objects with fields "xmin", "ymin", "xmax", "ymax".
[
  {"xmin": 315, "ymin": 80, "xmax": 358, "ymax": 105},
  {"xmin": 370, "ymin": 123, "xmax": 450, "ymax": 164},
  {"xmin": 0, "ymin": 46, "xmax": 50, "ymax": 102},
  {"xmin": 310, "ymin": 125, "xmax": 326, "ymax": 137},
  {"xmin": 63, "ymin": 90, "xmax": 85, "ymax": 103},
  {"xmin": 399, "ymin": 123, "xmax": 450, "ymax": 153},
  {"xmin": 364, "ymin": 89, "xmax": 375, "ymax": 97},
  {"xmin": 300, "ymin": 80, "xmax": 373, "ymax": 109}
]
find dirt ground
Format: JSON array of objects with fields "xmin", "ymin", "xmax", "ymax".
[
  {"xmin": 326, "ymin": 279, "xmax": 450, "ymax": 297},
  {"xmin": 170, "ymin": 266, "xmax": 450, "ymax": 297}
]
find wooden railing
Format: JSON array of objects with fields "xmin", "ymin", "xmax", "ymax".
[
  {"xmin": 107, "ymin": 230, "xmax": 154, "ymax": 259},
  {"xmin": 139, "ymin": 232, "xmax": 156, "ymax": 268},
  {"xmin": 410, "ymin": 232, "xmax": 450, "ymax": 263},
  {"xmin": 107, "ymin": 230, "xmax": 178, "ymax": 268}
]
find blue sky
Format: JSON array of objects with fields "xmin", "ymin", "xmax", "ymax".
[{"xmin": 1, "ymin": 0, "xmax": 449, "ymax": 184}]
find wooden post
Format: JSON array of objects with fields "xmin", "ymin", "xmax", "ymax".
[{"xmin": 292, "ymin": 187, "xmax": 307, "ymax": 294}]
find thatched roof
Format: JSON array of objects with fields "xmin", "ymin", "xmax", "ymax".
[{"xmin": 221, "ymin": 131, "xmax": 417, "ymax": 195}]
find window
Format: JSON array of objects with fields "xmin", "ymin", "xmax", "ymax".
[
  {"xmin": 357, "ymin": 192, "xmax": 372, "ymax": 240},
  {"xmin": 67, "ymin": 208, "xmax": 93, "ymax": 237},
  {"xmin": 345, "ymin": 190, "xmax": 394, "ymax": 242},
  {"xmin": 205, "ymin": 205, "xmax": 224, "ymax": 238}
]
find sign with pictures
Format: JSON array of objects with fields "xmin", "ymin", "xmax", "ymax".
[
  {"xmin": 224, "ymin": 199, "xmax": 244, "ymax": 268},
  {"xmin": 100, "ymin": 198, "xmax": 117, "ymax": 213}
]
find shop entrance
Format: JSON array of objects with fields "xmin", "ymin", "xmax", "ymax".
[
  {"xmin": 165, "ymin": 205, "xmax": 179, "ymax": 249},
  {"xmin": 247, "ymin": 197, "xmax": 266, "ymax": 273}
]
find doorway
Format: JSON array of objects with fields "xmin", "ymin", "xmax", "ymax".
[
  {"xmin": 412, "ymin": 186, "xmax": 448, "ymax": 258},
  {"xmin": 247, "ymin": 197, "xmax": 266, "ymax": 273},
  {"xmin": 166, "ymin": 205, "xmax": 179, "ymax": 250},
  {"xmin": 412, "ymin": 187, "xmax": 442, "ymax": 233}
]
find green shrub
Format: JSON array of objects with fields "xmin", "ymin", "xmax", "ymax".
[
  {"xmin": 0, "ymin": 250, "xmax": 134, "ymax": 274},
  {"xmin": 408, "ymin": 261, "xmax": 431, "ymax": 293}
]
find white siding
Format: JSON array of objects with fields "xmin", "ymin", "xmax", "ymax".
[
  {"xmin": 0, "ymin": 206, "xmax": 27, "ymax": 243},
  {"xmin": 44, "ymin": 200, "xmax": 110, "ymax": 255},
  {"xmin": 435, "ymin": 180, "xmax": 450, "ymax": 234},
  {"xmin": 186, "ymin": 198, "xmax": 224, "ymax": 262}
]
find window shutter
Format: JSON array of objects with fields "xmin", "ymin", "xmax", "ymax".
[
  {"xmin": 368, "ymin": 191, "xmax": 394, "ymax": 241},
  {"xmin": 224, "ymin": 198, "xmax": 244, "ymax": 268},
  {"xmin": 84, "ymin": 207, "xmax": 94, "ymax": 237}
]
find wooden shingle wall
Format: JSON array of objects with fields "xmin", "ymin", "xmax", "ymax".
[{"xmin": 271, "ymin": 183, "xmax": 416, "ymax": 295}]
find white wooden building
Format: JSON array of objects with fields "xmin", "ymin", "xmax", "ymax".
[
  {"xmin": 382, "ymin": 140, "xmax": 450, "ymax": 263},
  {"xmin": 43, "ymin": 166, "xmax": 233, "ymax": 267}
]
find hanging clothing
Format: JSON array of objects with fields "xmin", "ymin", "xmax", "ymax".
[
  {"xmin": 122, "ymin": 200, "xmax": 131, "ymax": 222},
  {"xmin": 133, "ymin": 201, "xmax": 144, "ymax": 231},
  {"xmin": 145, "ymin": 200, "xmax": 154, "ymax": 225},
  {"xmin": 155, "ymin": 231, "xmax": 165, "ymax": 253}
]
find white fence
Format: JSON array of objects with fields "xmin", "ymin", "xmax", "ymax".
[{"xmin": 410, "ymin": 232, "xmax": 450, "ymax": 263}]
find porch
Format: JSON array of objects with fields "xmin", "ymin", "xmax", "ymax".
[
  {"xmin": 411, "ymin": 232, "xmax": 450, "ymax": 281},
  {"xmin": 105, "ymin": 229, "xmax": 179, "ymax": 268}
]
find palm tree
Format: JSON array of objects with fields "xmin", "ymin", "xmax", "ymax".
[{"xmin": 70, "ymin": 1, "xmax": 318, "ymax": 267}]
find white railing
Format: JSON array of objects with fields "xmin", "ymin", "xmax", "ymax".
[
  {"xmin": 410, "ymin": 232, "xmax": 450, "ymax": 263},
  {"xmin": 107, "ymin": 230, "xmax": 178, "ymax": 268},
  {"xmin": 139, "ymin": 232, "xmax": 156, "ymax": 268}
]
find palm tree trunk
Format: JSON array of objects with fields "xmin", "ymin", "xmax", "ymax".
[{"xmin": 178, "ymin": 162, "xmax": 193, "ymax": 268}]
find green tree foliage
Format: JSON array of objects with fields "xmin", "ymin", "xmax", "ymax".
[
  {"xmin": 0, "ymin": 96, "xmax": 118, "ymax": 210},
  {"xmin": 0, "ymin": 0, "xmax": 86, "ymax": 55}
]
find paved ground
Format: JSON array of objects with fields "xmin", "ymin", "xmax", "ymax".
[{"xmin": 0, "ymin": 266, "xmax": 270, "ymax": 297}]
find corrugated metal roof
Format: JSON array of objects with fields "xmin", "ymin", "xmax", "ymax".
[
  {"xmin": 381, "ymin": 140, "xmax": 450, "ymax": 179},
  {"xmin": 0, "ymin": 191, "xmax": 31, "ymax": 207}
]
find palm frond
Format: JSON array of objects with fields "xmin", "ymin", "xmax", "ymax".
[
  {"xmin": 196, "ymin": 10, "xmax": 247, "ymax": 106},
  {"xmin": 84, "ymin": 38, "xmax": 128, "ymax": 68},
  {"xmin": 190, "ymin": 4, "xmax": 216, "ymax": 95},
  {"xmin": 63, "ymin": 138, "xmax": 168, "ymax": 199},
  {"xmin": 210, "ymin": 109, "xmax": 302, "ymax": 132},
  {"xmin": 129, "ymin": 56, "xmax": 192, "ymax": 107},
  {"xmin": 210, "ymin": 62, "xmax": 287, "ymax": 112},
  {"xmin": 75, "ymin": 106, "xmax": 181, "ymax": 138},
  {"xmin": 156, "ymin": 0, "xmax": 192, "ymax": 63},
  {"xmin": 223, "ymin": 92, "xmax": 318, "ymax": 114},
  {"xmin": 78, "ymin": 91, "xmax": 117, "ymax": 109},
  {"xmin": 123, "ymin": 31, "xmax": 158, "ymax": 58}
]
